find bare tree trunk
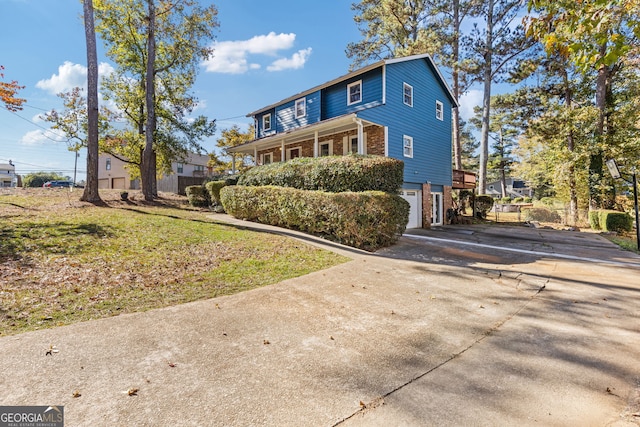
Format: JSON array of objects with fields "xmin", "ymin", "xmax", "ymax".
[
  {"xmin": 142, "ymin": 0, "xmax": 156, "ymax": 201},
  {"xmin": 478, "ymin": 0, "xmax": 494, "ymax": 195},
  {"xmin": 589, "ymin": 43, "xmax": 609, "ymax": 210},
  {"xmin": 451, "ymin": 0, "xmax": 462, "ymax": 171},
  {"xmin": 561, "ymin": 66, "xmax": 578, "ymax": 225},
  {"xmin": 81, "ymin": 0, "xmax": 102, "ymax": 203}
]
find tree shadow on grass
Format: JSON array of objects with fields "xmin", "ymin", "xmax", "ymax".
[{"xmin": 0, "ymin": 222, "xmax": 116, "ymax": 262}]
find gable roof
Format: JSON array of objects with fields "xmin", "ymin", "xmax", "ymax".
[{"xmin": 246, "ymin": 53, "xmax": 458, "ymax": 117}]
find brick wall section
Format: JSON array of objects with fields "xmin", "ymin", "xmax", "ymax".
[
  {"xmin": 255, "ymin": 125, "xmax": 385, "ymax": 163},
  {"xmin": 444, "ymin": 186, "xmax": 453, "ymax": 224},
  {"xmin": 422, "ymin": 182, "xmax": 432, "ymax": 229}
]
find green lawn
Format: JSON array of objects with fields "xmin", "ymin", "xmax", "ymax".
[{"xmin": 0, "ymin": 189, "xmax": 349, "ymax": 335}]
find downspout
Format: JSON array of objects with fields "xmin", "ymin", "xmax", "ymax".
[{"xmin": 353, "ymin": 117, "xmax": 364, "ymax": 154}]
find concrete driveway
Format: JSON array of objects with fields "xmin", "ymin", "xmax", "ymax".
[{"xmin": 1, "ymin": 219, "xmax": 639, "ymax": 426}]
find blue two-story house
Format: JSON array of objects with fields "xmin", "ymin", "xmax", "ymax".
[{"xmin": 228, "ymin": 53, "xmax": 458, "ymax": 229}]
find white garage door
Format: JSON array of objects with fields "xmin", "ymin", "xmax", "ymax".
[{"xmin": 400, "ymin": 190, "xmax": 422, "ymax": 229}]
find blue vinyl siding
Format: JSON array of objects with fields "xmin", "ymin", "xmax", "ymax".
[
  {"xmin": 274, "ymin": 90, "xmax": 321, "ymax": 133},
  {"xmin": 358, "ymin": 59, "xmax": 452, "ymax": 187},
  {"xmin": 256, "ymin": 109, "xmax": 276, "ymax": 139},
  {"xmin": 322, "ymin": 69, "xmax": 383, "ymax": 119}
]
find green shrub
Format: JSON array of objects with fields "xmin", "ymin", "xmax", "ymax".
[
  {"xmin": 220, "ymin": 185, "xmax": 409, "ymax": 251},
  {"xmin": 23, "ymin": 172, "xmax": 67, "ymax": 188},
  {"xmin": 500, "ymin": 197, "xmax": 512, "ymax": 204},
  {"xmin": 185, "ymin": 185, "xmax": 209, "ymax": 207},
  {"xmin": 589, "ymin": 210, "xmax": 600, "ymax": 230},
  {"xmin": 523, "ymin": 197, "xmax": 533, "ymax": 203},
  {"xmin": 598, "ymin": 210, "xmax": 633, "ymax": 232},
  {"xmin": 205, "ymin": 180, "xmax": 227, "ymax": 205},
  {"xmin": 237, "ymin": 155, "xmax": 404, "ymax": 194},
  {"xmin": 513, "ymin": 197, "xmax": 524, "ymax": 203},
  {"xmin": 523, "ymin": 207, "xmax": 561, "ymax": 223},
  {"xmin": 475, "ymin": 195, "xmax": 494, "ymax": 218}
]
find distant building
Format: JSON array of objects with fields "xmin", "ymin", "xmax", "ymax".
[
  {"xmin": 0, "ymin": 161, "xmax": 17, "ymax": 187},
  {"xmin": 486, "ymin": 178, "xmax": 533, "ymax": 199},
  {"xmin": 98, "ymin": 152, "xmax": 212, "ymax": 195}
]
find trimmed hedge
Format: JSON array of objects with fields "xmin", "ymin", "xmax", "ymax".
[
  {"xmin": 475, "ymin": 195, "xmax": 494, "ymax": 218},
  {"xmin": 185, "ymin": 185, "xmax": 209, "ymax": 207},
  {"xmin": 220, "ymin": 185, "xmax": 409, "ymax": 251},
  {"xmin": 590, "ymin": 210, "xmax": 633, "ymax": 232},
  {"xmin": 205, "ymin": 180, "xmax": 227, "ymax": 205},
  {"xmin": 237, "ymin": 155, "xmax": 404, "ymax": 193}
]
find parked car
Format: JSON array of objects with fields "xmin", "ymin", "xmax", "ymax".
[{"xmin": 43, "ymin": 181, "xmax": 74, "ymax": 188}]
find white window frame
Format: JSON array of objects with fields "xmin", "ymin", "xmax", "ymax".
[
  {"xmin": 105, "ymin": 158, "xmax": 111, "ymax": 170},
  {"xmin": 262, "ymin": 113, "xmax": 272, "ymax": 131},
  {"xmin": 403, "ymin": 82, "xmax": 413, "ymax": 107},
  {"xmin": 177, "ymin": 163, "xmax": 184, "ymax": 174},
  {"xmin": 403, "ymin": 135, "xmax": 413, "ymax": 158},
  {"xmin": 286, "ymin": 146, "xmax": 303, "ymax": 160},
  {"xmin": 319, "ymin": 140, "xmax": 333, "ymax": 157},
  {"xmin": 295, "ymin": 98, "xmax": 306, "ymax": 119},
  {"xmin": 347, "ymin": 80, "xmax": 362, "ymax": 106},
  {"xmin": 261, "ymin": 152, "xmax": 273, "ymax": 165},
  {"xmin": 436, "ymin": 100, "xmax": 444, "ymax": 121}
]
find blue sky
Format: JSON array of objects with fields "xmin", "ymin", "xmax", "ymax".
[{"xmin": 0, "ymin": 0, "xmax": 481, "ymax": 182}]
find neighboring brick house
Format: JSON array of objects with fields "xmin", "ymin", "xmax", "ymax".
[
  {"xmin": 228, "ymin": 53, "xmax": 457, "ymax": 228},
  {"xmin": 98, "ymin": 152, "xmax": 212, "ymax": 195},
  {"xmin": 0, "ymin": 161, "xmax": 17, "ymax": 187}
]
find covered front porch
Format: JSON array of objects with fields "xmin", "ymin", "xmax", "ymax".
[{"xmin": 227, "ymin": 114, "xmax": 386, "ymax": 172}]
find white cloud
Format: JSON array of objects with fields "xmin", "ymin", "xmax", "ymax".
[
  {"xmin": 203, "ymin": 32, "xmax": 311, "ymax": 74},
  {"xmin": 36, "ymin": 61, "xmax": 115, "ymax": 94},
  {"xmin": 20, "ymin": 129, "xmax": 67, "ymax": 146},
  {"xmin": 267, "ymin": 48, "xmax": 312, "ymax": 72},
  {"xmin": 459, "ymin": 89, "xmax": 483, "ymax": 121}
]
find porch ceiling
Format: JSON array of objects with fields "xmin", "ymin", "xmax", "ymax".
[{"xmin": 228, "ymin": 113, "xmax": 382, "ymax": 154}]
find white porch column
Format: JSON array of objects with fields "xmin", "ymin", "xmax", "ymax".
[
  {"xmin": 254, "ymin": 147, "xmax": 258, "ymax": 165},
  {"xmin": 281, "ymin": 140, "xmax": 285, "ymax": 162},
  {"xmin": 313, "ymin": 130, "xmax": 319, "ymax": 157},
  {"xmin": 231, "ymin": 155, "xmax": 236, "ymax": 174},
  {"xmin": 355, "ymin": 118, "xmax": 364, "ymax": 154}
]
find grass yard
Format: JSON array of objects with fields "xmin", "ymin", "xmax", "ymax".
[{"xmin": 0, "ymin": 188, "xmax": 349, "ymax": 336}]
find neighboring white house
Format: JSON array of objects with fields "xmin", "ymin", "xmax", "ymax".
[
  {"xmin": 486, "ymin": 178, "xmax": 533, "ymax": 199},
  {"xmin": 98, "ymin": 152, "xmax": 212, "ymax": 194},
  {"xmin": 0, "ymin": 161, "xmax": 17, "ymax": 187}
]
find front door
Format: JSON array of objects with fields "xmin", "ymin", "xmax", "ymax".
[{"xmin": 432, "ymin": 192, "xmax": 443, "ymax": 226}]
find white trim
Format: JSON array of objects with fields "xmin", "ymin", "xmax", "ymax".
[
  {"xmin": 347, "ymin": 80, "xmax": 362, "ymax": 106},
  {"xmin": 319, "ymin": 140, "xmax": 333, "ymax": 157},
  {"xmin": 384, "ymin": 127, "xmax": 388, "ymax": 157},
  {"xmin": 436, "ymin": 100, "xmax": 444, "ymax": 121},
  {"xmin": 382, "ymin": 65, "xmax": 386, "ymax": 105},
  {"xmin": 431, "ymin": 192, "xmax": 444, "ymax": 226},
  {"xmin": 261, "ymin": 152, "xmax": 273, "ymax": 165},
  {"xmin": 286, "ymin": 146, "xmax": 303, "ymax": 160},
  {"xmin": 403, "ymin": 82, "xmax": 413, "ymax": 107},
  {"xmin": 295, "ymin": 98, "xmax": 306, "ymax": 119},
  {"xmin": 403, "ymin": 135, "xmax": 413, "ymax": 158},
  {"xmin": 262, "ymin": 113, "xmax": 272, "ymax": 131}
]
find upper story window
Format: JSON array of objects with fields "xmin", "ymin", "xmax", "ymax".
[
  {"xmin": 295, "ymin": 98, "xmax": 306, "ymax": 119},
  {"xmin": 177, "ymin": 163, "xmax": 184, "ymax": 173},
  {"xmin": 262, "ymin": 113, "xmax": 272, "ymax": 131},
  {"xmin": 194, "ymin": 165, "xmax": 205, "ymax": 172},
  {"xmin": 106, "ymin": 158, "xmax": 111, "ymax": 170},
  {"xmin": 436, "ymin": 100, "xmax": 444, "ymax": 121},
  {"xmin": 403, "ymin": 135, "xmax": 413, "ymax": 158},
  {"xmin": 347, "ymin": 80, "xmax": 362, "ymax": 105},
  {"xmin": 403, "ymin": 83, "xmax": 413, "ymax": 107}
]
